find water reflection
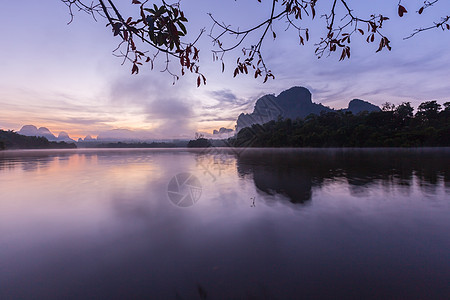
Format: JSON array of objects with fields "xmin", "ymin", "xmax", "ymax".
[
  {"xmin": 0, "ymin": 148, "xmax": 449, "ymax": 299},
  {"xmin": 236, "ymin": 148, "xmax": 450, "ymax": 203}
]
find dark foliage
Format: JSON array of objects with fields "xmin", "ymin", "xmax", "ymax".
[
  {"xmin": 187, "ymin": 138, "xmax": 212, "ymax": 148},
  {"xmin": 230, "ymin": 101, "xmax": 450, "ymax": 148},
  {"xmin": 96, "ymin": 142, "xmax": 177, "ymax": 148},
  {"xmin": 62, "ymin": 1, "xmax": 450, "ymax": 84},
  {"xmin": 0, "ymin": 130, "xmax": 77, "ymax": 150}
]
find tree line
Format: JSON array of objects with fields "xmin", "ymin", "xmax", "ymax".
[
  {"xmin": 230, "ymin": 100, "xmax": 450, "ymax": 147},
  {"xmin": 0, "ymin": 130, "xmax": 77, "ymax": 150}
]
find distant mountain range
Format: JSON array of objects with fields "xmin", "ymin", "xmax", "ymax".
[
  {"xmin": 17, "ymin": 86, "xmax": 382, "ymax": 142},
  {"xmin": 236, "ymin": 86, "xmax": 380, "ymax": 132},
  {"xmin": 18, "ymin": 125, "xmax": 76, "ymax": 143}
]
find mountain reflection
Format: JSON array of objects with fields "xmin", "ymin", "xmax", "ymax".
[{"xmin": 236, "ymin": 148, "xmax": 450, "ymax": 203}]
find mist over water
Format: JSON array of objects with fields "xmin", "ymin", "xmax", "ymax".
[{"xmin": 0, "ymin": 148, "xmax": 449, "ymax": 299}]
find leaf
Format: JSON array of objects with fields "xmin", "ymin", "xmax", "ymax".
[
  {"xmin": 376, "ymin": 39, "xmax": 384, "ymax": 53},
  {"xmin": 418, "ymin": 7, "xmax": 424, "ymax": 15},
  {"xmin": 358, "ymin": 29, "xmax": 364, "ymax": 35},
  {"xmin": 132, "ymin": 0, "xmax": 141, "ymax": 4},
  {"xmin": 178, "ymin": 22, "xmax": 187, "ymax": 34},
  {"xmin": 272, "ymin": 31, "xmax": 276, "ymax": 39},
  {"xmin": 222, "ymin": 62, "xmax": 225, "ymax": 73},
  {"xmin": 197, "ymin": 76, "xmax": 201, "ymax": 87},
  {"xmin": 305, "ymin": 29, "xmax": 309, "ymax": 41},
  {"xmin": 385, "ymin": 37, "xmax": 392, "ymax": 51},
  {"xmin": 112, "ymin": 23, "xmax": 122, "ymax": 36},
  {"xmin": 132, "ymin": 64, "xmax": 139, "ymax": 74},
  {"xmin": 339, "ymin": 49, "xmax": 346, "ymax": 61},
  {"xmin": 398, "ymin": 5, "xmax": 407, "ymax": 17}
]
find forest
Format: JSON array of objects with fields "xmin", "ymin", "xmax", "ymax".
[
  {"xmin": 230, "ymin": 101, "xmax": 450, "ymax": 147},
  {"xmin": 0, "ymin": 130, "xmax": 77, "ymax": 150}
]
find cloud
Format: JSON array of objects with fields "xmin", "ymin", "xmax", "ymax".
[
  {"xmin": 198, "ymin": 89, "xmax": 261, "ymax": 125},
  {"xmin": 53, "ymin": 117, "xmax": 117, "ymax": 126},
  {"xmin": 108, "ymin": 74, "xmax": 198, "ymax": 138},
  {"xmin": 144, "ymin": 97, "xmax": 196, "ymax": 138},
  {"xmin": 204, "ymin": 89, "xmax": 250, "ymax": 110},
  {"xmin": 198, "ymin": 116, "xmax": 238, "ymax": 122},
  {"xmin": 211, "ymin": 89, "xmax": 238, "ymax": 102}
]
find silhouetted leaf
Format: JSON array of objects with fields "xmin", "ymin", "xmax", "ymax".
[
  {"xmin": 398, "ymin": 5, "xmax": 407, "ymax": 17},
  {"xmin": 132, "ymin": 64, "xmax": 139, "ymax": 74},
  {"xmin": 112, "ymin": 22, "xmax": 122, "ymax": 36},
  {"xmin": 339, "ymin": 49, "xmax": 346, "ymax": 61}
]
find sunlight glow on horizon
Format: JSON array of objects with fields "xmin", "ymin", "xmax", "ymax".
[{"xmin": 1, "ymin": 0, "xmax": 450, "ymax": 139}]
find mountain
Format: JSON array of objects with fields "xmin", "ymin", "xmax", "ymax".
[
  {"xmin": 343, "ymin": 99, "xmax": 381, "ymax": 114},
  {"xmin": 18, "ymin": 125, "xmax": 39, "ymax": 136},
  {"xmin": 213, "ymin": 127, "xmax": 234, "ymax": 135},
  {"xmin": 57, "ymin": 131, "xmax": 75, "ymax": 143},
  {"xmin": 96, "ymin": 129, "xmax": 139, "ymax": 141},
  {"xmin": 84, "ymin": 135, "xmax": 95, "ymax": 141},
  {"xmin": 19, "ymin": 125, "xmax": 57, "ymax": 141},
  {"xmin": 236, "ymin": 87, "xmax": 381, "ymax": 133},
  {"xmin": 18, "ymin": 125, "xmax": 76, "ymax": 142}
]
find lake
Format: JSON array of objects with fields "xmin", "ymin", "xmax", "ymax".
[{"xmin": 0, "ymin": 148, "xmax": 449, "ymax": 299}]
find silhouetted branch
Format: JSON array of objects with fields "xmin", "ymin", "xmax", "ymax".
[{"xmin": 61, "ymin": 0, "xmax": 449, "ymax": 85}]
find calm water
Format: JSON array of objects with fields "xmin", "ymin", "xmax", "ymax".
[{"xmin": 0, "ymin": 148, "xmax": 449, "ymax": 299}]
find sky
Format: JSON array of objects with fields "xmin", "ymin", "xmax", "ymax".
[{"xmin": 0, "ymin": 0, "xmax": 449, "ymax": 140}]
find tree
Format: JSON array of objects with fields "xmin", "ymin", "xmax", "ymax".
[
  {"xmin": 381, "ymin": 102, "xmax": 396, "ymax": 112},
  {"xmin": 443, "ymin": 102, "xmax": 450, "ymax": 111},
  {"xmin": 394, "ymin": 102, "xmax": 414, "ymax": 124},
  {"xmin": 61, "ymin": 0, "xmax": 450, "ymax": 85},
  {"xmin": 416, "ymin": 100, "xmax": 442, "ymax": 121}
]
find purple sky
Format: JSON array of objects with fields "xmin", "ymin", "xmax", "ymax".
[{"xmin": 0, "ymin": 0, "xmax": 449, "ymax": 139}]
